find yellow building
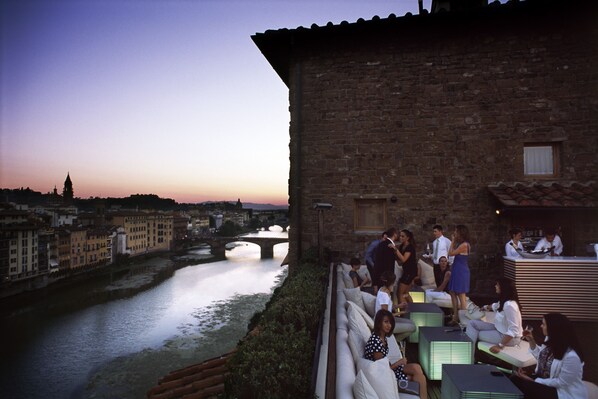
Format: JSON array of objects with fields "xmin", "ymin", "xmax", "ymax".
[
  {"xmin": 86, "ymin": 229, "xmax": 110, "ymax": 267},
  {"xmin": 147, "ymin": 213, "xmax": 173, "ymax": 252},
  {"xmin": 69, "ymin": 228, "xmax": 87, "ymax": 269},
  {"xmin": 106, "ymin": 212, "xmax": 148, "ymax": 256}
]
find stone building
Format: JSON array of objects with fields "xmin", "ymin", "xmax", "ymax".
[{"xmin": 253, "ymin": 0, "xmax": 598, "ymax": 279}]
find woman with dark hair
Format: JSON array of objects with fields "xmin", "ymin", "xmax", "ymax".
[
  {"xmin": 447, "ymin": 225, "xmax": 471, "ymax": 325},
  {"xmin": 365, "ymin": 309, "xmax": 428, "ymax": 399},
  {"xmin": 511, "ymin": 313, "xmax": 586, "ymax": 399},
  {"xmin": 391, "ymin": 229, "xmax": 417, "ymax": 303},
  {"xmin": 466, "ymin": 277, "xmax": 523, "ymax": 353},
  {"xmin": 505, "ymin": 228, "xmax": 524, "ymax": 258}
]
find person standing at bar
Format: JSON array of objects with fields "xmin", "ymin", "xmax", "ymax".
[
  {"xmin": 505, "ymin": 227, "xmax": 524, "ymax": 258},
  {"xmin": 535, "ymin": 228, "xmax": 563, "ymax": 256}
]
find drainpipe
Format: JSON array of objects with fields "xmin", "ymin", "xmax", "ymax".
[{"xmin": 292, "ymin": 54, "xmax": 303, "ymax": 269}]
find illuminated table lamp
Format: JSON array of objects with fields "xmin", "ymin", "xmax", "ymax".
[
  {"xmin": 406, "ymin": 303, "xmax": 444, "ymax": 343},
  {"xmin": 419, "ymin": 327, "xmax": 473, "ymax": 380}
]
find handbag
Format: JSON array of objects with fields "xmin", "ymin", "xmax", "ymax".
[{"xmin": 466, "ymin": 301, "xmax": 486, "ymax": 320}]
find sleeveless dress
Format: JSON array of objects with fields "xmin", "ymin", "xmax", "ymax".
[{"xmin": 447, "ymin": 243, "xmax": 470, "ymax": 293}]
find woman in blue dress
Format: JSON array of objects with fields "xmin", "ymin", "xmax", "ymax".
[{"xmin": 447, "ymin": 224, "xmax": 471, "ymax": 325}]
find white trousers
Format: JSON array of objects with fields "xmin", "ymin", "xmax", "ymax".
[{"xmin": 466, "ymin": 319, "xmax": 520, "ymax": 346}]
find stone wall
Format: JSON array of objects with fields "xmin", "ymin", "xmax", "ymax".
[{"xmin": 285, "ymin": 3, "xmax": 598, "ymax": 283}]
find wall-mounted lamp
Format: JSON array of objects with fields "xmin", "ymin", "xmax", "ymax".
[{"xmin": 495, "ymin": 209, "xmax": 502, "ymax": 215}]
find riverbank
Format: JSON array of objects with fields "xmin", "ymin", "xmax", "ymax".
[{"xmin": 0, "ymin": 248, "xmax": 224, "ymax": 320}]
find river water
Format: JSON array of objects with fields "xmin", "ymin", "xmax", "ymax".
[{"xmin": 0, "ymin": 233, "xmax": 288, "ymax": 399}]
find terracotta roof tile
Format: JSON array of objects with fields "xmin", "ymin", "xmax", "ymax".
[
  {"xmin": 147, "ymin": 352, "xmax": 233, "ymax": 399},
  {"xmin": 488, "ymin": 181, "xmax": 597, "ymax": 208}
]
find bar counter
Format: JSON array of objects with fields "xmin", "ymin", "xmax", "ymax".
[{"xmin": 503, "ymin": 256, "xmax": 598, "ymax": 321}]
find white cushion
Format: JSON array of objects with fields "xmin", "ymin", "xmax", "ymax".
[
  {"xmin": 348, "ymin": 300, "xmax": 375, "ymax": 330},
  {"xmin": 337, "ymin": 269, "xmax": 347, "ymax": 290},
  {"xmin": 347, "ymin": 302, "xmax": 372, "ymax": 344},
  {"xmin": 358, "ymin": 266, "xmax": 372, "ymax": 285},
  {"xmin": 336, "ymin": 328, "xmax": 356, "ymax": 399},
  {"xmin": 357, "ymin": 358, "xmax": 400, "ymax": 399},
  {"xmin": 344, "ymin": 287, "xmax": 366, "ymax": 311},
  {"xmin": 386, "ymin": 334, "xmax": 403, "ymax": 365},
  {"xmin": 362, "ymin": 292, "xmax": 376, "ymax": 318},
  {"xmin": 337, "ymin": 291, "xmax": 349, "ymax": 331},
  {"xmin": 477, "ymin": 340, "xmax": 537, "ymax": 368},
  {"xmin": 418, "ymin": 260, "xmax": 435, "ymax": 286},
  {"xmin": 348, "ymin": 328, "xmax": 366, "ymax": 365},
  {"xmin": 340, "ymin": 262, "xmax": 352, "ymax": 272},
  {"xmin": 343, "ymin": 271, "xmax": 355, "ymax": 288},
  {"xmin": 353, "ymin": 370, "xmax": 379, "ymax": 399}
]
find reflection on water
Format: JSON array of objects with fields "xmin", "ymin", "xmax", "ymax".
[{"xmin": 0, "ymin": 240, "xmax": 288, "ymax": 399}]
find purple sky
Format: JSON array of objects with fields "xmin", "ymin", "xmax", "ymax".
[{"xmin": 1, "ymin": 0, "xmax": 422, "ymax": 204}]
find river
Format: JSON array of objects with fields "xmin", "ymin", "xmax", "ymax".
[{"xmin": 0, "ymin": 233, "xmax": 288, "ymax": 399}]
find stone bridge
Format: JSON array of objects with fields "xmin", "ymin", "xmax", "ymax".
[{"xmin": 201, "ymin": 236, "xmax": 288, "ymax": 259}]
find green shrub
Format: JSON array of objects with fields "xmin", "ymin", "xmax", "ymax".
[{"xmin": 224, "ymin": 254, "xmax": 328, "ymax": 398}]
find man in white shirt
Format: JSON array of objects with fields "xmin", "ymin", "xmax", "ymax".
[
  {"xmin": 423, "ymin": 225, "xmax": 452, "ymax": 287},
  {"xmin": 534, "ymin": 228, "xmax": 563, "ymax": 256}
]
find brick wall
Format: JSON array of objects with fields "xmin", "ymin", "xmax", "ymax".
[{"xmin": 284, "ymin": 3, "xmax": 598, "ymax": 282}]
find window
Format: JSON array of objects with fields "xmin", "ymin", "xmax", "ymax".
[
  {"xmin": 524, "ymin": 144, "xmax": 559, "ymax": 177},
  {"xmin": 354, "ymin": 199, "xmax": 387, "ymax": 231}
]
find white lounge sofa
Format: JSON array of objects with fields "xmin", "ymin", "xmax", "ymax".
[{"xmin": 336, "ymin": 265, "xmax": 419, "ymax": 399}]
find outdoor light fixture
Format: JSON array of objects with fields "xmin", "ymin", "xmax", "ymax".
[
  {"xmin": 313, "ymin": 202, "xmax": 333, "ymax": 210},
  {"xmin": 495, "ymin": 209, "xmax": 501, "ymax": 215}
]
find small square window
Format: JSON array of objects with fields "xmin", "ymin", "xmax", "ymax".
[
  {"xmin": 524, "ymin": 144, "xmax": 559, "ymax": 177},
  {"xmin": 354, "ymin": 199, "xmax": 387, "ymax": 231}
]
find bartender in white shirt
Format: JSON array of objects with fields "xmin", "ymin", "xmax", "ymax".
[
  {"xmin": 424, "ymin": 224, "xmax": 452, "ymax": 287},
  {"xmin": 534, "ymin": 228, "xmax": 563, "ymax": 256},
  {"xmin": 505, "ymin": 228, "xmax": 524, "ymax": 258}
]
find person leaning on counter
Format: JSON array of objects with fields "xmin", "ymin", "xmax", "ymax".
[
  {"xmin": 505, "ymin": 228, "xmax": 524, "ymax": 258},
  {"xmin": 534, "ymin": 228, "xmax": 563, "ymax": 256}
]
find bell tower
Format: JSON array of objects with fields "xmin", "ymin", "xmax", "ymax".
[{"xmin": 63, "ymin": 172, "xmax": 74, "ymax": 204}]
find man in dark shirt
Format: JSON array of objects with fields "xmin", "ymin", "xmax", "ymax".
[{"xmin": 373, "ymin": 227, "xmax": 399, "ymax": 293}]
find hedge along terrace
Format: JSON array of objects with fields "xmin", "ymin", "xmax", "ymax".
[{"xmin": 225, "ymin": 250, "xmax": 328, "ymax": 398}]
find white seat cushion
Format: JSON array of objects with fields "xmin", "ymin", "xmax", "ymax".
[
  {"xmin": 348, "ymin": 328, "xmax": 367, "ymax": 365},
  {"xmin": 362, "ymin": 292, "xmax": 376, "ymax": 318},
  {"xmin": 344, "ymin": 287, "xmax": 366, "ymax": 311},
  {"xmin": 353, "ymin": 370, "xmax": 379, "ymax": 399},
  {"xmin": 347, "ymin": 302, "xmax": 373, "ymax": 344},
  {"xmin": 584, "ymin": 380, "xmax": 598, "ymax": 399},
  {"xmin": 477, "ymin": 340, "xmax": 537, "ymax": 368},
  {"xmin": 348, "ymin": 300, "xmax": 375, "ymax": 330},
  {"xmin": 357, "ymin": 358, "xmax": 400, "ymax": 399},
  {"xmin": 343, "ymin": 271, "xmax": 355, "ymax": 288},
  {"xmin": 418, "ymin": 260, "xmax": 435, "ymax": 286}
]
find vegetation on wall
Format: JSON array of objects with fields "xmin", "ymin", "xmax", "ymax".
[{"xmin": 224, "ymin": 249, "xmax": 328, "ymax": 399}]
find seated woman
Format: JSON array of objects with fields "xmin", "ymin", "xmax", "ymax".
[
  {"xmin": 425, "ymin": 256, "xmax": 451, "ymax": 302},
  {"xmin": 466, "ymin": 277, "xmax": 523, "ymax": 354},
  {"xmin": 365, "ymin": 309, "xmax": 428, "ymax": 399},
  {"xmin": 505, "ymin": 227, "xmax": 524, "ymax": 258},
  {"xmin": 375, "ymin": 271, "xmax": 416, "ymax": 341},
  {"xmin": 349, "ymin": 257, "xmax": 373, "ymax": 293},
  {"xmin": 511, "ymin": 313, "xmax": 587, "ymax": 399}
]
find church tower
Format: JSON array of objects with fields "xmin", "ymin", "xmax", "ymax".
[{"xmin": 63, "ymin": 173, "xmax": 74, "ymax": 204}]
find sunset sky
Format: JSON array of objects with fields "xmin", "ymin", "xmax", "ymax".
[{"xmin": 1, "ymin": 0, "xmax": 421, "ymax": 204}]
